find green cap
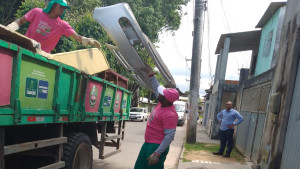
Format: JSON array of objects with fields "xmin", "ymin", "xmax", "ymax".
[{"xmin": 43, "ymin": 0, "xmax": 70, "ymax": 19}]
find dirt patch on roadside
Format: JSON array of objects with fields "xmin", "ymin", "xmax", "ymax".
[{"xmin": 184, "ymin": 150, "xmax": 244, "ymax": 164}]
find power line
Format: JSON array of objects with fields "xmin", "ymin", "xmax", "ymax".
[
  {"xmin": 171, "ymin": 34, "xmax": 185, "ymax": 60},
  {"xmin": 206, "ymin": 0, "xmax": 213, "ymax": 86},
  {"xmin": 186, "ymin": 56, "xmax": 191, "ymax": 84},
  {"xmin": 220, "ymin": 0, "xmax": 231, "ymax": 32},
  {"xmin": 185, "ymin": 5, "xmax": 190, "ymax": 31}
]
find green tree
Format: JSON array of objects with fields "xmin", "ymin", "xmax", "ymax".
[
  {"xmin": 0, "ymin": 0, "xmax": 23, "ymax": 25},
  {"xmin": 101, "ymin": 0, "xmax": 189, "ymax": 42},
  {"xmin": 12, "ymin": 0, "xmax": 188, "ymax": 106}
]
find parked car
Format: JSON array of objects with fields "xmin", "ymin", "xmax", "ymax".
[
  {"xmin": 174, "ymin": 101, "xmax": 188, "ymax": 126},
  {"xmin": 129, "ymin": 107, "xmax": 149, "ymax": 122}
]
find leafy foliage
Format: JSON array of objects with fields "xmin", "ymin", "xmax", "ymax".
[
  {"xmin": 11, "ymin": 0, "xmax": 188, "ymax": 105},
  {"xmin": 101, "ymin": 0, "xmax": 189, "ymax": 43},
  {"xmin": 0, "ymin": 0, "xmax": 23, "ymax": 25}
]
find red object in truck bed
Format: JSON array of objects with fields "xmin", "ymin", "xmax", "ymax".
[{"xmin": 97, "ymin": 69, "xmax": 128, "ymax": 89}]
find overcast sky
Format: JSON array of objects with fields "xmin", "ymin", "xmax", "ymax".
[{"xmin": 156, "ymin": 0, "xmax": 277, "ymax": 97}]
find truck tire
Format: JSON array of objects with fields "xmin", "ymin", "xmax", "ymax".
[{"xmin": 63, "ymin": 133, "xmax": 93, "ymax": 169}]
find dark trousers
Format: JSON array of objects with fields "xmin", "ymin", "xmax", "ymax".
[
  {"xmin": 218, "ymin": 129, "xmax": 234, "ymax": 155},
  {"xmin": 134, "ymin": 142, "xmax": 169, "ymax": 169}
]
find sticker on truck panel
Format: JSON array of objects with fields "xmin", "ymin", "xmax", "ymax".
[
  {"xmin": 89, "ymin": 85, "xmax": 98, "ymax": 107},
  {"xmin": 38, "ymin": 80, "xmax": 48, "ymax": 99},
  {"xmin": 122, "ymin": 100, "xmax": 127, "ymax": 108},
  {"xmin": 25, "ymin": 77, "xmax": 48, "ymax": 99},
  {"xmin": 103, "ymin": 96, "xmax": 111, "ymax": 107},
  {"xmin": 114, "ymin": 93, "xmax": 120, "ymax": 108},
  {"xmin": 25, "ymin": 77, "xmax": 38, "ymax": 98}
]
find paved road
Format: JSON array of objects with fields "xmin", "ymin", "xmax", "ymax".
[{"xmin": 93, "ymin": 120, "xmax": 186, "ymax": 169}]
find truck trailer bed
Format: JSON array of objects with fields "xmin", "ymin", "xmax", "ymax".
[{"xmin": 0, "ymin": 39, "xmax": 131, "ymax": 126}]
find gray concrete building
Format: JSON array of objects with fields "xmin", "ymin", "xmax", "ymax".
[{"xmin": 202, "ymin": 2, "xmax": 300, "ymax": 169}]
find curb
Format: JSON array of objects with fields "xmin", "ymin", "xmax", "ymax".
[{"xmin": 175, "ymin": 137, "xmax": 185, "ymax": 169}]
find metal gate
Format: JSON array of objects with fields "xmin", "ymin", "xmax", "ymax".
[
  {"xmin": 281, "ymin": 60, "xmax": 300, "ymax": 169},
  {"xmin": 236, "ymin": 84, "xmax": 270, "ymax": 162}
]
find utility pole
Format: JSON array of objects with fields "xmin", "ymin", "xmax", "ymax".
[{"xmin": 186, "ymin": 0, "xmax": 206, "ymax": 143}]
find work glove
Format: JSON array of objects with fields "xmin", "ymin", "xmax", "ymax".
[
  {"xmin": 36, "ymin": 49, "xmax": 53, "ymax": 60},
  {"xmin": 82, "ymin": 37, "xmax": 101, "ymax": 49},
  {"xmin": 147, "ymin": 152, "xmax": 160, "ymax": 166},
  {"xmin": 6, "ymin": 20, "xmax": 20, "ymax": 31},
  {"xmin": 30, "ymin": 39, "xmax": 41, "ymax": 49}
]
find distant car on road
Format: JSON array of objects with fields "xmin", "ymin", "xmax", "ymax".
[
  {"xmin": 129, "ymin": 107, "xmax": 149, "ymax": 122},
  {"xmin": 174, "ymin": 101, "xmax": 188, "ymax": 126}
]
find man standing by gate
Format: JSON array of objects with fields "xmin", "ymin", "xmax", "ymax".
[{"xmin": 213, "ymin": 101, "xmax": 243, "ymax": 157}]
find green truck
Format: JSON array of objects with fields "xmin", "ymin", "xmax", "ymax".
[{"xmin": 0, "ymin": 34, "xmax": 132, "ymax": 168}]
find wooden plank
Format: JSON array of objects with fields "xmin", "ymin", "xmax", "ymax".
[
  {"xmin": 99, "ymin": 149, "xmax": 122, "ymax": 159},
  {"xmin": 103, "ymin": 142, "xmax": 117, "ymax": 147},
  {"xmin": 105, "ymin": 135, "xmax": 122, "ymax": 141},
  {"xmin": 4, "ymin": 137, "xmax": 67, "ymax": 155},
  {"xmin": 0, "ymin": 24, "xmax": 36, "ymax": 52},
  {"xmin": 52, "ymin": 48, "xmax": 110, "ymax": 75}
]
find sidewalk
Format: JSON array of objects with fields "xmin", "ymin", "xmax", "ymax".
[{"xmin": 176, "ymin": 122, "xmax": 254, "ymax": 169}]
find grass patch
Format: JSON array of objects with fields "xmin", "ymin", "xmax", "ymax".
[
  {"xmin": 230, "ymin": 148, "xmax": 245, "ymax": 162},
  {"xmin": 182, "ymin": 151, "xmax": 192, "ymax": 162},
  {"xmin": 182, "ymin": 142, "xmax": 245, "ymax": 163},
  {"xmin": 185, "ymin": 142, "xmax": 219, "ymax": 152}
]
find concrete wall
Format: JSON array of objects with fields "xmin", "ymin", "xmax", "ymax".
[
  {"xmin": 255, "ymin": 8, "xmax": 281, "ymax": 76},
  {"xmin": 258, "ymin": 1, "xmax": 300, "ymax": 168},
  {"xmin": 203, "ymin": 99, "xmax": 211, "ymax": 126}
]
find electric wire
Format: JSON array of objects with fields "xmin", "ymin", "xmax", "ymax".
[
  {"xmin": 206, "ymin": 0, "xmax": 213, "ymax": 86},
  {"xmin": 220, "ymin": 0, "xmax": 243, "ymax": 74}
]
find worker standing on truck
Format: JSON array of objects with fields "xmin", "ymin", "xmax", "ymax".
[
  {"xmin": 6, "ymin": 0, "xmax": 101, "ymax": 53},
  {"xmin": 134, "ymin": 67, "xmax": 179, "ymax": 169}
]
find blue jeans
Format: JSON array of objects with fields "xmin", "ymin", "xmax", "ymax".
[{"xmin": 218, "ymin": 129, "xmax": 234, "ymax": 155}]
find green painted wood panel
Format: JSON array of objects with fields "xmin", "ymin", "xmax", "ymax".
[
  {"xmin": 19, "ymin": 55, "xmax": 56, "ymax": 109},
  {"xmin": 57, "ymin": 69, "xmax": 72, "ymax": 110},
  {"xmin": 102, "ymin": 86, "xmax": 114, "ymax": 114},
  {"xmin": 0, "ymin": 39, "xmax": 132, "ymax": 126}
]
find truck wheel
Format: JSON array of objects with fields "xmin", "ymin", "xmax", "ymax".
[{"xmin": 63, "ymin": 133, "xmax": 92, "ymax": 169}]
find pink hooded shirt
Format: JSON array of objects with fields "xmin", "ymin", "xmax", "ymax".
[
  {"xmin": 145, "ymin": 102, "xmax": 178, "ymax": 144},
  {"xmin": 25, "ymin": 8, "xmax": 75, "ymax": 53}
]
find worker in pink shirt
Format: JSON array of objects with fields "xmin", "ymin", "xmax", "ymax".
[
  {"xmin": 134, "ymin": 69, "xmax": 179, "ymax": 169},
  {"xmin": 6, "ymin": 0, "xmax": 101, "ymax": 53}
]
